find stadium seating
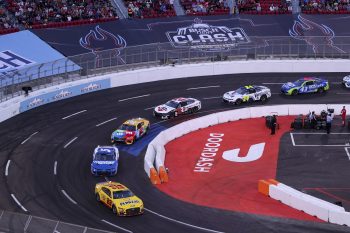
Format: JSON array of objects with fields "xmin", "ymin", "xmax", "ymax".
[
  {"xmin": 300, "ymin": 0, "xmax": 350, "ymax": 14},
  {"xmin": 180, "ymin": 0, "xmax": 230, "ymax": 15},
  {"xmin": 238, "ymin": 0, "xmax": 292, "ymax": 14},
  {"xmin": 125, "ymin": 0, "xmax": 176, "ymax": 18}
]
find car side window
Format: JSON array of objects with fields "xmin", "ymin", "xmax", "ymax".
[
  {"xmin": 248, "ymin": 89, "xmax": 256, "ymax": 94},
  {"xmin": 305, "ymin": 81, "xmax": 314, "ymax": 86},
  {"xmin": 187, "ymin": 100, "xmax": 194, "ymax": 105},
  {"xmin": 102, "ymin": 187, "xmax": 111, "ymax": 197},
  {"xmin": 180, "ymin": 102, "xmax": 187, "ymax": 107}
]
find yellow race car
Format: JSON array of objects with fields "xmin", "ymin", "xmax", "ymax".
[
  {"xmin": 95, "ymin": 181, "xmax": 144, "ymax": 216},
  {"xmin": 111, "ymin": 118, "xmax": 150, "ymax": 145}
]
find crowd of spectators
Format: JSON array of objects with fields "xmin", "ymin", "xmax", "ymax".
[
  {"xmin": 238, "ymin": 0, "xmax": 292, "ymax": 13},
  {"xmin": 0, "ymin": 0, "xmax": 18, "ymax": 30},
  {"xmin": 5, "ymin": 0, "xmax": 118, "ymax": 27},
  {"xmin": 300, "ymin": 0, "xmax": 350, "ymax": 13},
  {"xmin": 126, "ymin": 0, "xmax": 176, "ymax": 18},
  {"xmin": 181, "ymin": 0, "xmax": 230, "ymax": 15}
]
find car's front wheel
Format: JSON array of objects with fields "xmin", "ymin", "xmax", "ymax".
[
  {"xmin": 235, "ymin": 99, "xmax": 242, "ymax": 105},
  {"xmin": 112, "ymin": 205, "xmax": 117, "ymax": 214},
  {"xmin": 260, "ymin": 95, "xmax": 267, "ymax": 103},
  {"xmin": 291, "ymin": 89, "xmax": 298, "ymax": 96},
  {"xmin": 317, "ymin": 88, "xmax": 324, "ymax": 94}
]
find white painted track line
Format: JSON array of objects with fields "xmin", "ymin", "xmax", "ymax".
[
  {"xmin": 54, "ymin": 161, "xmax": 57, "ymax": 175},
  {"xmin": 118, "ymin": 94, "xmax": 150, "ymax": 102},
  {"xmin": 5, "ymin": 160, "xmax": 10, "ymax": 176},
  {"xmin": 21, "ymin": 131, "xmax": 38, "ymax": 145},
  {"xmin": 262, "ymin": 82, "xmax": 284, "ymax": 85},
  {"xmin": 144, "ymin": 106, "xmax": 156, "ymax": 110},
  {"xmin": 101, "ymin": 219, "xmax": 133, "ymax": 233},
  {"xmin": 345, "ymin": 147, "xmax": 350, "ymax": 160},
  {"xmin": 336, "ymin": 93, "xmax": 350, "ymax": 95},
  {"xmin": 61, "ymin": 190, "xmax": 77, "ymax": 205},
  {"xmin": 145, "ymin": 208, "xmax": 225, "ymax": 233},
  {"xmin": 187, "ymin": 85, "xmax": 220, "ymax": 90},
  {"xmin": 290, "ymin": 133, "xmax": 296, "ymax": 146},
  {"xmin": 202, "ymin": 96, "xmax": 221, "ymax": 100},
  {"xmin": 64, "ymin": 137, "xmax": 78, "ymax": 149},
  {"xmin": 11, "ymin": 194, "xmax": 27, "ymax": 212},
  {"xmin": 62, "ymin": 110, "xmax": 87, "ymax": 120},
  {"xmin": 96, "ymin": 117, "xmax": 117, "ymax": 127}
]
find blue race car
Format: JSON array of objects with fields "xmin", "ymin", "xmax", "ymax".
[
  {"xmin": 91, "ymin": 146, "xmax": 119, "ymax": 176},
  {"xmin": 281, "ymin": 77, "xmax": 329, "ymax": 95}
]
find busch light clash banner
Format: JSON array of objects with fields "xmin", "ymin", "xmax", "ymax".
[
  {"xmin": 0, "ymin": 30, "xmax": 80, "ymax": 87},
  {"xmin": 19, "ymin": 79, "xmax": 110, "ymax": 112},
  {"xmin": 32, "ymin": 14, "xmax": 350, "ymax": 57}
]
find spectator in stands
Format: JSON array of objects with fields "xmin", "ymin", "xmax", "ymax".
[
  {"xmin": 270, "ymin": 4, "xmax": 275, "ymax": 11},
  {"xmin": 257, "ymin": 3, "xmax": 262, "ymax": 12}
]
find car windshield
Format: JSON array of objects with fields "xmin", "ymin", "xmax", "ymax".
[
  {"xmin": 165, "ymin": 100, "xmax": 179, "ymax": 108},
  {"xmin": 95, "ymin": 150, "xmax": 115, "ymax": 161},
  {"xmin": 235, "ymin": 87, "xmax": 248, "ymax": 94},
  {"xmin": 119, "ymin": 124, "xmax": 136, "ymax": 131},
  {"xmin": 293, "ymin": 79, "xmax": 307, "ymax": 86},
  {"xmin": 113, "ymin": 190, "xmax": 134, "ymax": 199}
]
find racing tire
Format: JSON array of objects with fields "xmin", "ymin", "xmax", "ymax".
[
  {"xmin": 260, "ymin": 95, "xmax": 267, "ymax": 103},
  {"xmin": 112, "ymin": 205, "xmax": 117, "ymax": 214},
  {"xmin": 291, "ymin": 89, "xmax": 298, "ymax": 96},
  {"xmin": 96, "ymin": 193, "xmax": 100, "ymax": 202},
  {"xmin": 235, "ymin": 99, "xmax": 242, "ymax": 105},
  {"xmin": 193, "ymin": 107, "xmax": 199, "ymax": 112},
  {"xmin": 188, "ymin": 108, "xmax": 193, "ymax": 114},
  {"xmin": 317, "ymin": 88, "xmax": 324, "ymax": 94}
]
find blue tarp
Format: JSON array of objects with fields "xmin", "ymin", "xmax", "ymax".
[{"xmin": 0, "ymin": 30, "xmax": 80, "ymax": 87}]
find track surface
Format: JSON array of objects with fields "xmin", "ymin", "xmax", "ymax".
[{"xmin": 1, "ymin": 73, "xmax": 350, "ymax": 233}]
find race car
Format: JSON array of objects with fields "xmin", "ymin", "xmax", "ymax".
[
  {"xmin": 281, "ymin": 77, "xmax": 329, "ymax": 95},
  {"xmin": 222, "ymin": 85, "xmax": 271, "ymax": 105},
  {"xmin": 91, "ymin": 146, "xmax": 119, "ymax": 176},
  {"xmin": 111, "ymin": 118, "xmax": 150, "ymax": 145},
  {"xmin": 153, "ymin": 97, "xmax": 201, "ymax": 119},
  {"xmin": 343, "ymin": 75, "xmax": 350, "ymax": 88},
  {"xmin": 95, "ymin": 181, "xmax": 144, "ymax": 216}
]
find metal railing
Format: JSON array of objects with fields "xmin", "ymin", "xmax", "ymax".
[
  {"xmin": 1, "ymin": 37, "xmax": 350, "ymax": 102},
  {"xmin": 0, "ymin": 210, "xmax": 115, "ymax": 233}
]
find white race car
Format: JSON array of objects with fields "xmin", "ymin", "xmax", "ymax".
[
  {"xmin": 343, "ymin": 75, "xmax": 350, "ymax": 88},
  {"xmin": 223, "ymin": 85, "xmax": 271, "ymax": 105},
  {"xmin": 153, "ymin": 97, "xmax": 201, "ymax": 119}
]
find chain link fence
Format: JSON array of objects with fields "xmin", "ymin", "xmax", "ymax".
[
  {"xmin": 0, "ymin": 210, "xmax": 116, "ymax": 233},
  {"xmin": 1, "ymin": 37, "xmax": 350, "ymax": 102}
]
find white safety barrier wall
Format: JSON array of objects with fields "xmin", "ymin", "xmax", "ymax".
[
  {"xmin": 261, "ymin": 180, "xmax": 350, "ymax": 226},
  {"xmin": 1, "ymin": 59, "xmax": 350, "ymax": 123},
  {"xmin": 145, "ymin": 104, "xmax": 350, "ymax": 226}
]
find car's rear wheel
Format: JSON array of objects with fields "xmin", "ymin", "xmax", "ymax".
[
  {"xmin": 291, "ymin": 89, "xmax": 298, "ymax": 96},
  {"xmin": 317, "ymin": 88, "xmax": 324, "ymax": 94},
  {"xmin": 260, "ymin": 95, "xmax": 267, "ymax": 103},
  {"xmin": 112, "ymin": 205, "xmax": 117, "ymax": 214},
  {"xmin": 96, "ymin": 193, "xmax": 100, "ymax": 202},
  {"xmin": 235, "ymin": 99, "xmax": 242, "ymax": 105}
]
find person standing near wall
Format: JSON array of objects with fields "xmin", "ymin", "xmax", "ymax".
[
  {"xmin": 326, "ymin": 114, "xmax": 332, "ymax": 134},
  {"xmin": 271, "ymin": 115, "xmax": 277, "ymax": 135},
  {"xmin": 341, "ymin": 106, "xmax": 347, "ymax": 127}
]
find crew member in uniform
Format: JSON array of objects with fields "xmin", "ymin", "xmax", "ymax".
[
  {"xmin": 341, "ymin": 106, "xmax": 347, "ymax": 127},
  {"xmin": 271, "ymin": 115, "xmax": 277, "ymax": 135},
  {"xmin": 326, "ymin": 114, "xmax": 332, "ymax": 134}
]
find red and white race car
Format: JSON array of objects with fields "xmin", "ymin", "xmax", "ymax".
[{"xmin": 153, "ymin": 97, "xmax": 201, "ymax": 119}]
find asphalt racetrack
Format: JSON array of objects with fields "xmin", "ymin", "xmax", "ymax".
[{"xmin": 1, "ymin": 72, "xmax": 350, "ymax": 233}]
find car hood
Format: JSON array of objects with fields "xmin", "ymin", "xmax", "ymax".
[
  {"xmin": 113, "ymin": 196, "xmax": 143, "ymax": 208},
  {"xmin": 154, "ymin": 104, "xmax": 175, "ymax": 113},
  {"xmin": 282, "ymin": 82, "xmax": 297, "ymax": 89},
  {"xmin": 224, "ymin": 91, "xmax": 239, "ymax": 97},
  {"xmin": 91, "ymin": 160, "xmax": 117, "ymax": 168}
]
